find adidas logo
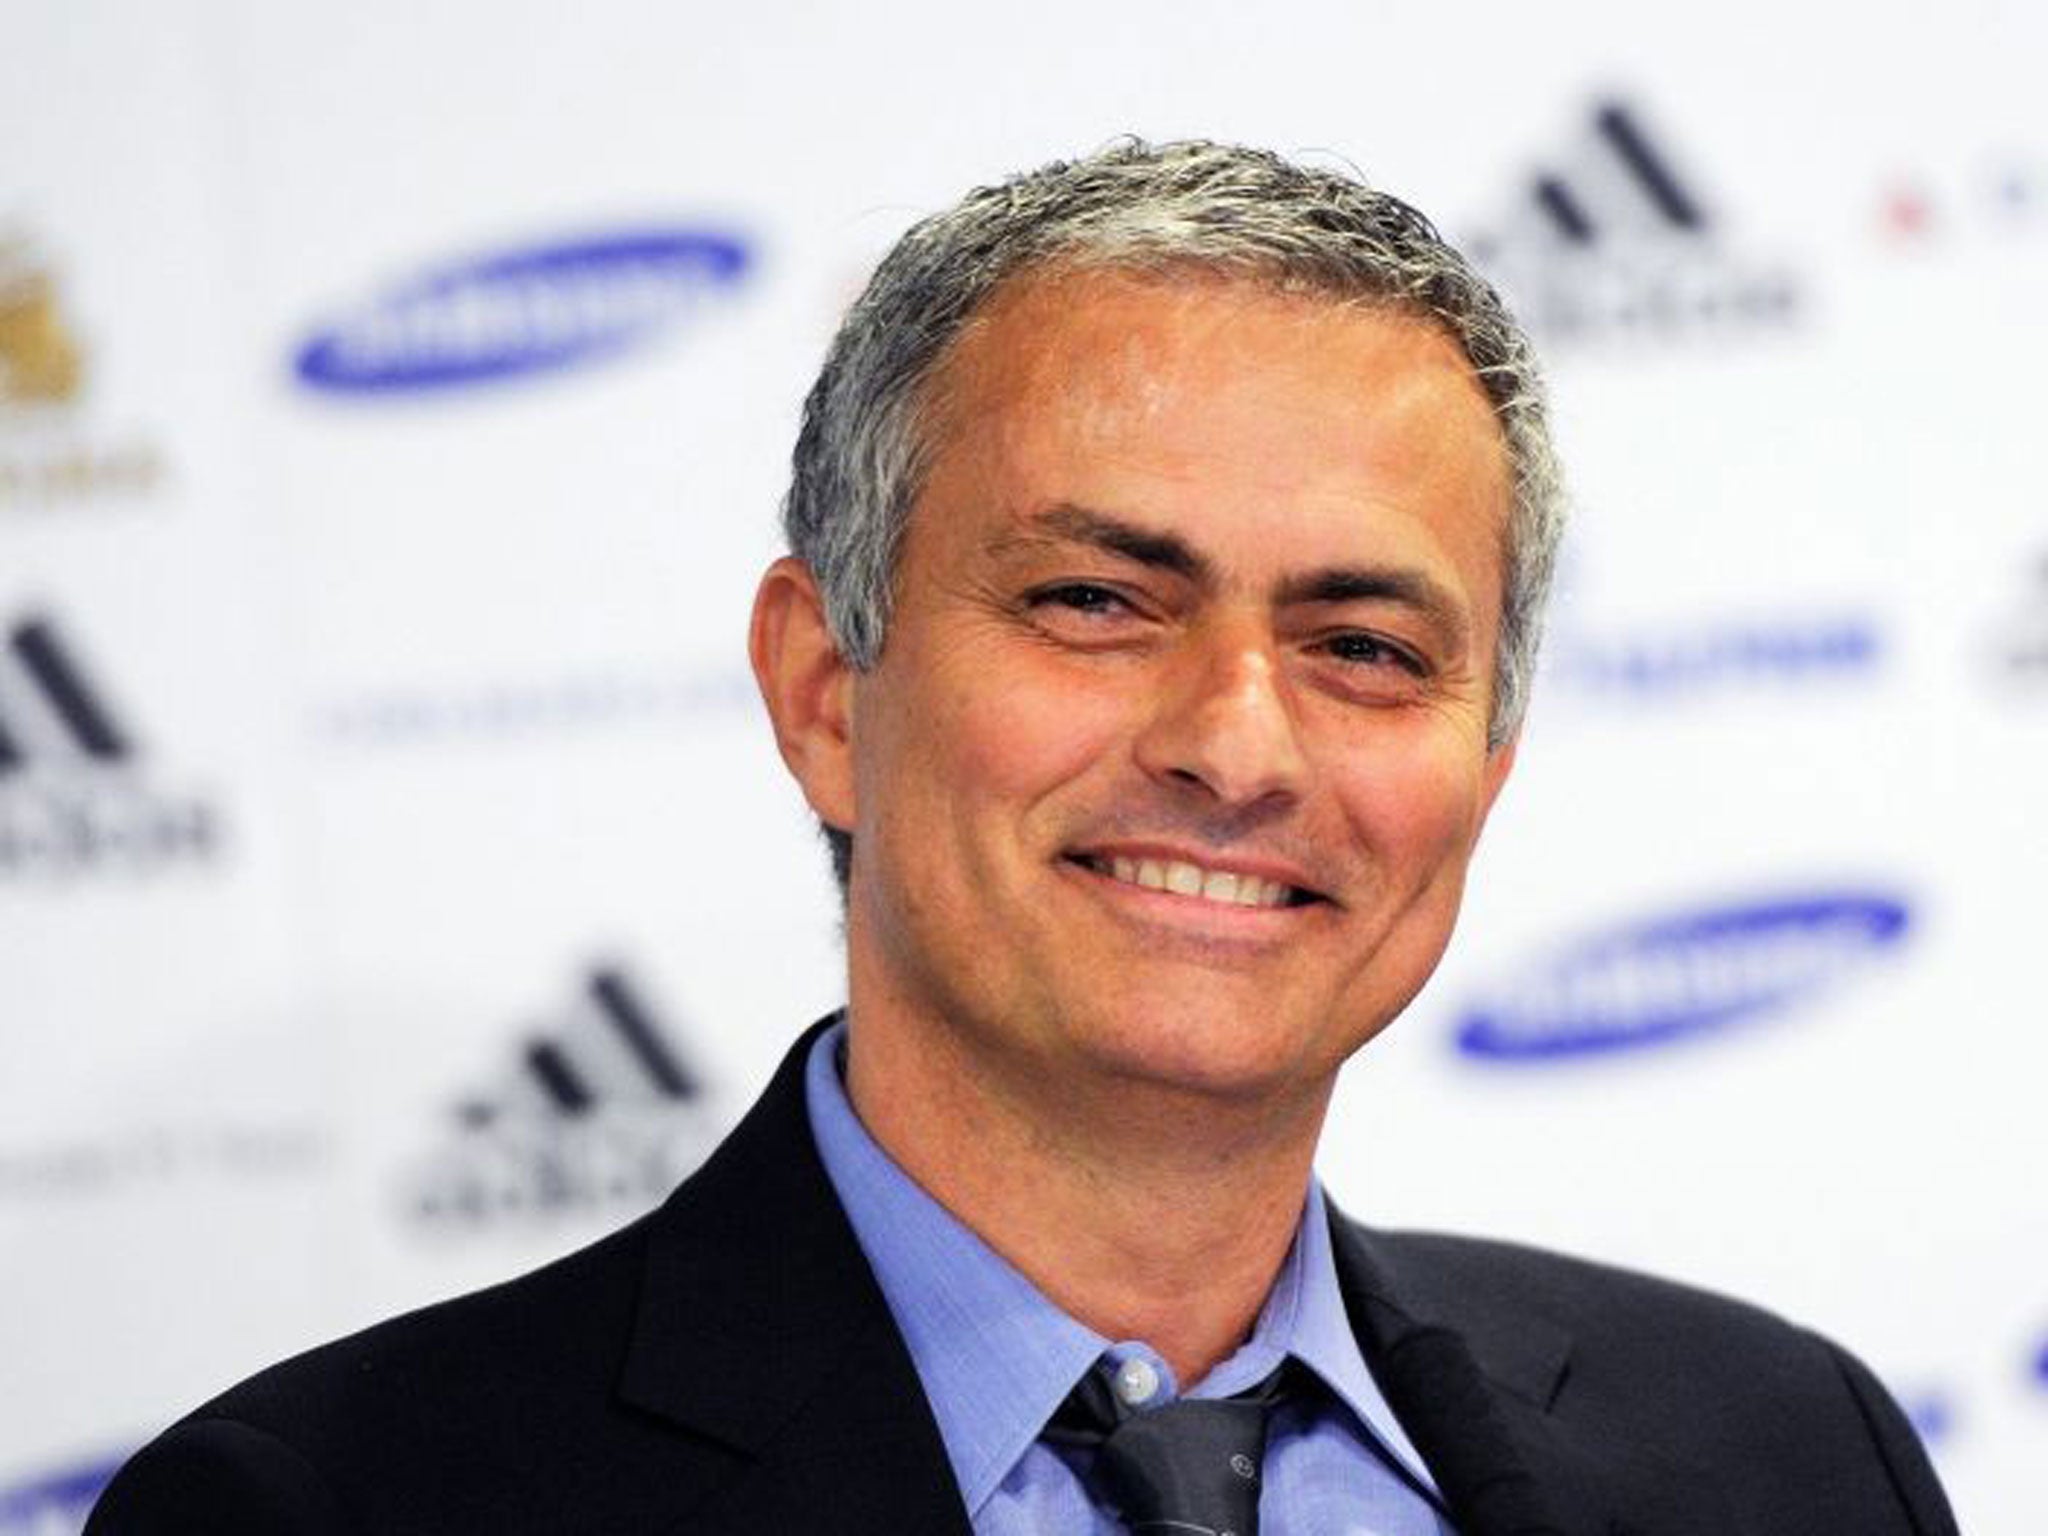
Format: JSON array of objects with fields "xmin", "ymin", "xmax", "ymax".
[
  {"xmin": 0, "ymin": 611, "xmax": 218, "ymax": 877},
  {"xmin": 1468, "ymin": 99, "xmax": 1801, "ymax": 345},
  {"xmin": 410, "ymin": 964, "xmax": 722, "ymax": 1227},
  {"xmin": 1525, "ymin": 101, "xmax": 1707, "ymax": 246},
  {"xmin": 0, "ymin": 614, "xmax": 129, "ymax": 774},
  {"xmin": 455, "ymin": 966, "xmax": 703, "ymax": 1125}
]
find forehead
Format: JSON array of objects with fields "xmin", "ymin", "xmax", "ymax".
[{"xmin": 913, "ymin": 267, "xmax": 1512, "ymax": 606}]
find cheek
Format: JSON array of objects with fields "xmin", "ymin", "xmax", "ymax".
[
  {"xmin": 928, "ymin": 659, "xmax": 1134, "ymax": 814},
  {"xmin": 1330, "ymin": 726, "xmax": 1493, "ymax": 867}
]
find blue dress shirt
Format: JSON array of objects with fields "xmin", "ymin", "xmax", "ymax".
[{"xmin": 804, "ymin": 1022, "xmax": 1458, "ymax": 1534}]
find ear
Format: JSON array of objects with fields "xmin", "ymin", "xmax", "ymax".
[
  {"xmin": 1478, "ymin": 733, "xmax": 1518, "ymax": 824},
  {"xmin": 748, "ymin": 556, "xmax": 858, "ymax": 835}
]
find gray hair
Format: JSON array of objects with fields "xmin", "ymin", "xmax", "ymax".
[{"xmin": 783, "ymin": 138, "xmax": 1565, "ymax": 887}]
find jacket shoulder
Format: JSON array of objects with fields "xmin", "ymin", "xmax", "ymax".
[
  {"xmin": 211, "ymin": 1207, "xmax": 656, "ymax": 1433},
  {"xmin": 1359, "ymin": 1225, "xmax": 1808, "ymax": 1337},
  {"xmin": 1347, "ymin": 1225, "xmax": 1957, "ymax": 1535},
  {"xmin": 89, "ymin": 1211, "xmax": 693, "ymax": 1534},
  {"xmin": 1354, "ymin": 1223, "xmax": 1866, "ymax": 1402}
]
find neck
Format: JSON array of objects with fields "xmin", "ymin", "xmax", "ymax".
[{"xmin": 842, "ymin": 1003, "xmax": 1332, "ymax": 1388}]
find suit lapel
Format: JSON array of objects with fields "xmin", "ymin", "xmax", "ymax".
[
  {"xmin": 615, "ymin": 1018, "xmax": 971, "ymax": 1536},
  {"xmin": 1332, "ymin": 1215, "xmax": 1574, "ymax": 1536},
  {"xmin": 1329, "ymin": 1216, "xmax": 1749, "ymax": 1536}
]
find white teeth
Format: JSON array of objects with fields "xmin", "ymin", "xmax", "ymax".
[{"xmin": 1091, "ymin": 855, "xmax": 1296, "ymax": 909}]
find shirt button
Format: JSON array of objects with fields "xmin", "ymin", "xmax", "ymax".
[{"xmin": 1113, "ymin": 1357, "xmax": 1159, "ymax": 1406}]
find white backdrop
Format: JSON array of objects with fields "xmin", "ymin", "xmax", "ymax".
[{"xmin": 3, "ymin": 1, "xmax": 2043, "ymax": 1530}]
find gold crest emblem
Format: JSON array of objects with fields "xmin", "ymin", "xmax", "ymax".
[{"xmin": 0, "ymin": 240, "xmax": 85, "ymax": 406}]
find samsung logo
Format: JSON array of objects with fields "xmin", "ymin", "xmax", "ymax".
[
  {"xmin": 0, "ymin": 1452, "xmax": 124, "ymax": 1535},
  {"xmin": 1457, "ymin": 892, "xmax": 1910, "ymax": 1061},
  {"xmin": 294, "ymin": 228, "xmax": 751, "ymax": 393}
]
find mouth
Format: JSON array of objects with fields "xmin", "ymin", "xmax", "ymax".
[{"xmin": 1064, "ymin": 851, "xmax": 1326, "ymax": 911}]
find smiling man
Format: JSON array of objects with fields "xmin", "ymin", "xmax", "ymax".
[
  {"xmin": 90, "ymin": 142, "xmax": 1956, "ymax": 1536},
  {"xmin": 754, "ymin": 265, "xmax": 1520, "ymax": 1406}
]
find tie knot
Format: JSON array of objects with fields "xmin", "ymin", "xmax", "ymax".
[{"xmin": 1052, "ymin": 1360, "xmax": 1290, "ymax": 1536}]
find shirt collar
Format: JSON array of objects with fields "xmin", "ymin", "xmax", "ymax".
[
  {"xmin": 804, "ymin": 1018, "xmax": 1439, "ymax": 1510},
  {"xmin": 1281, "ymin": 1181, "xmax": 1442, "ymax": 1496},
  {"xmin": 1186, "ymin": 1180, "xmax": 1439, "ymax": 1494}
]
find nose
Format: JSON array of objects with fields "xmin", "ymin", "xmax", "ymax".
[{"xmin": 1133, "ymin": 624, "xmax": 1309, "ymax": 810}]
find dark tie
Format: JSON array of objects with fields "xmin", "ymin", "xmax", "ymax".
[{"xmin": 1049, "ymin": 1360, "xmax": 1289, "ymax": 1536}]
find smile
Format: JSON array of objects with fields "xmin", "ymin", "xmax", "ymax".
[{"xmin": 1071, "ymin": 853, "xmax": 1315, "ymax": 910}]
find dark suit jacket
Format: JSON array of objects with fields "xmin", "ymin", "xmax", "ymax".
[{"xmin": 89, "ymin": 1022, "xmax": 1958, "ymax": 1536}]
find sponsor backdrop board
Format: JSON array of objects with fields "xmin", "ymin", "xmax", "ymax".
[{"xmin": 3, "ymin": 0, "xmax": 2043, "ymax": 1529}]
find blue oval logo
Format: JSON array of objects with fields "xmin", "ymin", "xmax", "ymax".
[
  {"xmin": 0, "ymin": 1452, "xmax": 126, "ymax": 1533},
  {"xmin": 1456, "ymin": 892, "xmax": 1910, "ymax": 1062},
  {"xmin": 293, "ymin": 228, "xmax": 752, "ymax": 393}
]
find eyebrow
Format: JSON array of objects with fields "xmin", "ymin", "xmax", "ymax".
[
  {"xmin": 1272, "ymin": 566, "xmax": 1468, "ymax": 641},
  {"xmin": 1007, "ymin": 503, "xmax": 1211, "ymax": 583},
  {"xmin": 998, "ymin": 502, "xmax": 1472, "ymax": 642}
]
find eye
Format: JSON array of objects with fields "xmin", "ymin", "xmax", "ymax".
[
  {"xmin": 1019, "ymin": 581, "xmax": 1159, "ymax": 651},
  {"xmin": 1319, "ymin": 631, "xmax": 1427, "ymax": 676},
  {"xmin": 1026, "ymin": 582, "xmax": 1135, "ymax": 618}
]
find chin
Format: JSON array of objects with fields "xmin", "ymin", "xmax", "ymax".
[{"xmin": 1061, "ymin": 1003, "xmax": 1330, "ymax": 1104}]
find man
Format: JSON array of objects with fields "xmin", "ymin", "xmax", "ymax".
[{"xmin": 89, "ymin": 141, "xmax": 1957, "ymax": 1535}]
